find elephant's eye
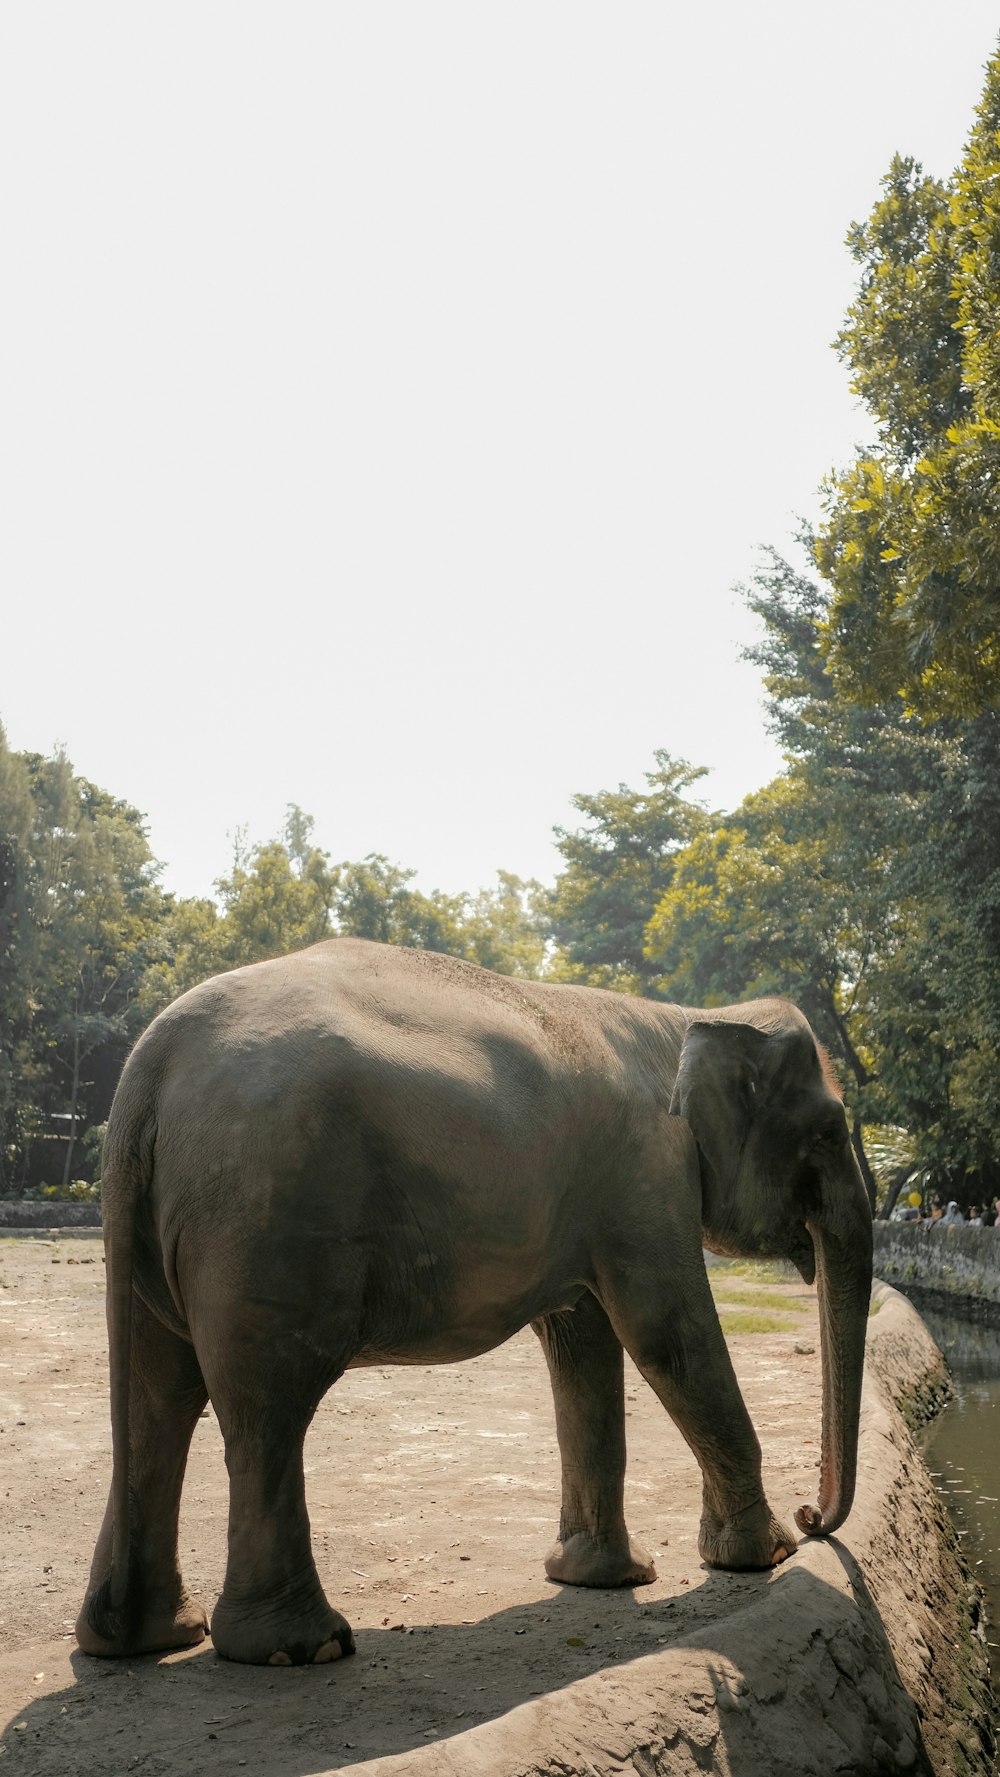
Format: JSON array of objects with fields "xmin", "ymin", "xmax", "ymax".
[{"xmin": 812, "ymin": 1117, "xmax": 846, "ymax": 1153}]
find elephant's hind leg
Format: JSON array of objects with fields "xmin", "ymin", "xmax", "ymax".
[
  {"xmin": 532, "ymin": 1292, "xmax": 656, "ymax": 1588},
  {"xmin": 199, "ymin": 1317, "xmax": 355, "ymax": 1667},
  {"xmin": 76, "ymin": 1298, "xmax": 210, "ymax": 1657}
]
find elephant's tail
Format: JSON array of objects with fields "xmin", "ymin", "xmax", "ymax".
[{"xmin": 93, "ymin": 1073, "xmax": 157, "ymax": 1632}]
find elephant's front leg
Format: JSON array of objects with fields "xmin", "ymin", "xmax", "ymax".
[
  {"xmin": 532, "ymin": 1292, "xmax": 655, "ymax": 1588},
  {"xmin": 600, "ymin": 1254, "xmax": 797, "ymax": 1571},
  {"xmin": 640, "ymin": 1340, "xmax": 797, "ymax": 1571}
]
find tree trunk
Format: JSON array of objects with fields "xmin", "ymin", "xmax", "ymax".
[
  {"xmin": 879, "ymin": 1164, "xmax": 917, "ymax": 1222},
  {"xmin": 61, "ymin": 1024, "xmax": 80, "ymax": 1189},
  {"xmin": 850, "ymin": 1115, "xmax": 877, "ymax": 1215}
]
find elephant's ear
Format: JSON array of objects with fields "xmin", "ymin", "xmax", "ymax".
[{"xmin": 669, "ymin": 1021, "xmax": 774, "ymax": 1189}]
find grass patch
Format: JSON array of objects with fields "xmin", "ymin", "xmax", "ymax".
[
  {"xmin": 710, "ymin": 1286, "xmax": 806, "ymax": 1313},
  {"xmin": 716, "ymin": 1311, "xmax": 798, "ymax": 1336},
  {"xmin": 706, "ymin": 1259, "xmax": 796, "ymax": 1284},
  {"xmin": 868, "ymin": 1298, "xmax": 882, "ymax": 1317}
]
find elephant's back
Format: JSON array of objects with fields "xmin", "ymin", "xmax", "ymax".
[
  {"xmin": 112, "ymin": 940, "xmax": 679, "ymax": 1347},
  {"xmin": 133, "ymin": 941, "xmax": 603, "ymax": 1198},
  {"xmin": 126, "ymin": 940, "xmax": 683, "ymax": 1213},
  {"xmin": 143, "ymin": 938, "xmax": 612, "ymax": 1094}
]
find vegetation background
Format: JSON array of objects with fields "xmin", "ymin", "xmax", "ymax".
[{"xmin": 4, "ymin": 54, "xmax": 1000, "ymax": 1216}]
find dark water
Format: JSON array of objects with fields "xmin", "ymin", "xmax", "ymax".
[{"xmin": 920, "ymin": 1311, "xmax": 1000, "ymax": 1666}]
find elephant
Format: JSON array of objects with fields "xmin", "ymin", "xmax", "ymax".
[{"xmin": 76, "ymin": 937, "xmax": 873, "ymax": 1668}]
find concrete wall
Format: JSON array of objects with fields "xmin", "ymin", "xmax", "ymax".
[
  {"xmin": 0, "ymin": 1201, "xmax": 101, "ymax": 1228},
  {"xmin": 874, "ymin": 1222, "xmax": 1000, "ymax": 1321}
]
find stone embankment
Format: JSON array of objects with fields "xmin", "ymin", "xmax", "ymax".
[
  {"xmin": 0, "ymin": 1202, "xmax": 100, "ymax": 1225},
  {"xmin": 359, "ymin": 1285, "xmax": 994, "ymax": 1777},
  {"xmin": 874, "ymin": 1223, "xmax": 1000, "ymax": 1324},
  {"xmin": 0, "ymin": 1201, "xmax": 101, "ymax": 1236}
]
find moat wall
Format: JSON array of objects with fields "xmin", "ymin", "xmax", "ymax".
[{"xmin": 874, "ymin": 1223, "xmax": 1000, "ymax": 1324}]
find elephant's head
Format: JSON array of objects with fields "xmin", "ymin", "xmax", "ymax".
[{"xmin": 669, "ymin": 1004, "xmax": 873, "ymax": 1541}]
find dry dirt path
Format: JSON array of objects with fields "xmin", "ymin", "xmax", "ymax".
[{"xmin": 1, "ymin": 1238, "xmax": 829, "ymax": 1775}]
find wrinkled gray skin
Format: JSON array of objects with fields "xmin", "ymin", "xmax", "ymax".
[{"xmin": 76, "ymin": 939, "xmax": 873, "ymax": 1668}]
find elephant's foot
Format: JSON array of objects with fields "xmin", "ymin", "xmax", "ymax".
[
  {"xmin": 698, "ymin": 1497, "xmax": 797, "ymax": 1571},
  {"xmin": 211, "ymin": 1594, "xmax": 355, "ymax": 1667},
  {"xmin": 545, "ymin": 1530, "xmax": 656, "ymax": 1588},
  {"xmin": 76, "ymin": 1578, "xmax": 209, "ymax": 1658}
]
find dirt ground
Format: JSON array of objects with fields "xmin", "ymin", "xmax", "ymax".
[{"xmin": 0, "ymin": 1237, "xmax": 827, "ymax": 1776}]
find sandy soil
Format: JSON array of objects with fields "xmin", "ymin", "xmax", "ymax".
[{"xmin": 0, "ymin": 1237, "xmax": 828, "ymax": 1775}]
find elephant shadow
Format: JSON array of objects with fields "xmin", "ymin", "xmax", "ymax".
[{"xmin": 2, "ymin": 1550, "xmax": 936, "ymax": 1777}]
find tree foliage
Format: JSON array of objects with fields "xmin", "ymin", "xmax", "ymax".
[
  {"xmin": 643, "ymin": 559, "xmax": 940, "ymax": 1202},
  {"xmin": 802, "ymin": 49, "xmax": 1000, "ymax": 1199},
  {"xmin": 546, "ymin": 752, "xmax": 712, "ymax": 993},
  {"xmin": 147, "ymin": 814, "xmax": 551, "ymax": 1010},
  {"xmin": 817, "ymin": 56, "xmax": 1000, "ymax": 716},
  {"xmin": 643, "ymin": 536, "xmax": 1000, "ymax": 1205},
  {"xmin": 0, "ymin": 728, "xmax": 169, "ymax": 1192},
  {"xmin": 0, "ymin": 754, "xmax": 552, "ymax": 1194}
]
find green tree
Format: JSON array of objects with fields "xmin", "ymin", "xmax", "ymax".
[
  {"xmin": 808, "ymin": 51, "xmax": 1000, "ymax": 1199},
  {"xmin": 146, "ymin": 809, "xmax": 340, "ymax": 1007},
  {"xmin": 146, "ymin": 807, "xmax": 550, "ymax": 1013},
  {"xmin": 0, "ymin": 725, "xmax": 36, "ymax": 1190},
  {"xmin": 0, "ymin": 739, "xmax": 170, "ymax": 1191},
  {"xmin": 547, "ymin": 751, "xmax": 712, "ymax": 993},
  {"xmin": 334, "ymin": 858, "xmax": 549, "ymax": 975},
  {"xmin": 217, "ymin": 838, "xmax": 337, "ymax": 967},
  {"xmin": 895, "ymin": 711, "xmax": 1000, "ymax": 1195},
  {"xmin": 32, "ymin": 763, "xmax": 170, "ymax": 1184},
  {"xmin": 140, "ymin": 895, "xmax": 225, "ymax": 1011},
  {"xmin": 645, "ymin": 550, "xmax": 971, "ymax": 1203},
  {"xmin": 817, "ymin": 57, "xmax": 1000, "ymax": 716},
  {"xmin": 333, "ymin": 854, "xmax": 461, "ymax": 951},
  {"xmin": 459, "ymin": 872, "xmax": 549, "ymax": 978}
]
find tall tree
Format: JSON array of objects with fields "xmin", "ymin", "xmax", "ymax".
[
  {"xmin": 334, "ymin": 854, "xmax": 466, "ymax": 952},
  {"xmin": 807, "ymin": 50, "xmax": 1000, "ymax": 1199},
  {"xmin": 816, "ymin": 57, "xmax": 1000, "ymax": 716},
  {"xmin": 646, "ymin": 548, "xmax": 976, "ymax": 1204},
  {"xmin": 0, "ymin": 740, "xmax": 170, "ymax": 1190},
  {"xmin": 459, "ymin": 872, "xmax": 549, "ymax": 978},
  {"xmin": 216, "ymin": 838, "xmax": 337, "ymax": 967},
  {"xmin": 0, "ymin": 726, "xmax": 36, "ymax": 1191},
  {"xmin": 145, "ymin": 813, "xmax": 340, "ymax": 1008},
  {"xmin": 146, "ymin": 823, "xmax": 549, "ymax": 1011},
  {"xmin": 547, "ymin": 751, "xmax": 712, "ymax": 993}
]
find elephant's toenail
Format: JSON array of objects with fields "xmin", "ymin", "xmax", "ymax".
[
  {"xmin": 313, "ymin": 1641, "xmax": 343, "ymax": 1663},
  {"xmin": 268, "ymin": 1650, "xmax": 293, "ymax": 1666}
]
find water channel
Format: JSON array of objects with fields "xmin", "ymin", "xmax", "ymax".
[{"xmin": 919, "ymin": 1309, "xmax": 1000, "ymax": 1677}]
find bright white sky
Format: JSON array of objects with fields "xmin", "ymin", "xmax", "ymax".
[{"xmin": 2, "ymin": 6, "xmax": 997, "ymax": 902}]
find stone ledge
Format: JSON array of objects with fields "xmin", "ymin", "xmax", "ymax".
[
  {"xmin": 874, "ymin": 1224, "xmax": 1000, "ymax": 1323},
  {"xmin": 340, "ymin": 1287, "xmax": 993, "ymax": 1777},
  {"xmin": 0, "ymin": 1202, "xmax": 101, "ymax": 1229}
]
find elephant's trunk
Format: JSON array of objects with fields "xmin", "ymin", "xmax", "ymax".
[{"xmin": 795, "ymin": 1175, "xmax": 873, "ymax": 1539}]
